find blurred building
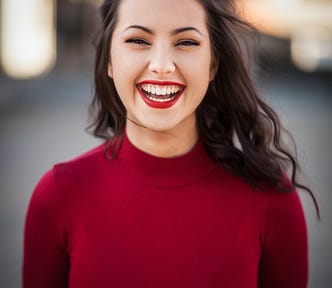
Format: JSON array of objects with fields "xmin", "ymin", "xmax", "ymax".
[
  {"xmin": 235, "ymin": 0, "xmax": 332, "ymax": 73},
  {"xmin": 1, "ymin": 0, "xmax": 331, "ymax": 76},
  {"xmin": 0, "ymin": 0, "xmax": 98, "ymax": 79}
]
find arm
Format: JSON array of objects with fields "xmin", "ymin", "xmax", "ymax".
[
  {"xmin": 258, "ymin": 191, "xmax": 308, "ymax": 288},
  {"xmin": 23, "ymin": 169, "xmax": 69, "ymax": 288}
]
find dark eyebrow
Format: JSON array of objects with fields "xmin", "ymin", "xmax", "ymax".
[
  {"xmin": 124, "ymin": 25, "xmax": 153, "ymax": 34},
  {"xmin": 172, "ymin": 27, "xmax": 203, "ymax": 36},
  {"xmin": 124, "ymin": 25, "xmax": 203, "ymax": 36}
]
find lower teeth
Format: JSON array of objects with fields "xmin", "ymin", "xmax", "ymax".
[
  {"xmin": 145, "ymin": 92, "xmax": 177, "ymax": 102},
  {"xmin": 147, "ymin": 95, "xmax": 175, "ymax": 102}
]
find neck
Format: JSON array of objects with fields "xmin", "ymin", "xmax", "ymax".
[{"xmin": 125, "ymin": 121, "xmax": 199, "ymax": 158}]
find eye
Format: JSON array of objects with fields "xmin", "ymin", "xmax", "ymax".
[
  {"xmin": 176, "ymin": 40, "xmax": 200, "ymax": 47},
  {"xmin": 125, "ymin": 38, "xmax": 150, "ymax": 46}
]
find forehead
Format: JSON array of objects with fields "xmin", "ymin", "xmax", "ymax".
[{"xmin": 116, "ymin": 0, "xmax": 207, "ymax": 31}]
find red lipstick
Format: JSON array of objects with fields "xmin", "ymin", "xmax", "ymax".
[{"xmin": 137, "ymin": 80, "xmax": 185, "ymax": 109}]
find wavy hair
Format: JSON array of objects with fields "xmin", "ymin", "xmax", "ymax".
[{"xmin": 90, "ymin": 0, "xmax": 319, "ymax": 217}]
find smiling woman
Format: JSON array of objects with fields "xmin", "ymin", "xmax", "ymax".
[
  {"xmin": 23, "ymin": 0, "xmax": 318, "ymax": 287},
  {"xmin": 105, "ymin": 0, "xmax": 216, "ymax": 156}
]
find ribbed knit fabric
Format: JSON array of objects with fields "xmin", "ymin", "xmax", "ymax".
[{"xmin": 23, "ymin": 135, "xmax": 308, "ymax": 288}]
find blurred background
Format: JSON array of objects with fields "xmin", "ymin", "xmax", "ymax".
[{"xmin": 0, "ymin": 0, "xmax": 331, "ymax": 287}]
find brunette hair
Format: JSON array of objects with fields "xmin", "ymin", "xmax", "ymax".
[{"xmin": 90, "ymin": 0, "xmax": 319, "ymax": 217}]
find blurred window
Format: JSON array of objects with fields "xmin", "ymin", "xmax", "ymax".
[{"xmin": 0, "ymin": 0, "xmax": 56, "ymax": 79}]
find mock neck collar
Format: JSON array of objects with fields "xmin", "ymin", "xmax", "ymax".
[{"xmin": 117, "ymin": 133, "xmax": 217, "ymax": 188}]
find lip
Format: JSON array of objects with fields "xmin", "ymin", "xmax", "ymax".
[
  {"xmin": 137, "ymin": 80, "xmax": 185, "ymax": 109},
  {"xmin": 138, "ymin": 80, "xmax": 185, "ymax": 86}
]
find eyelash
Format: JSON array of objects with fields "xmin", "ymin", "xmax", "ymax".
[
  {"xmin": 125, "ymin": 38, "xmax": 150, "ymax": 46},
  {"xmin": 176, "ymin": 40, "xmax": 199, "ymax": 47},
  {"xmin": 125, "ymin": 38, "xmax": 200, "ymax": 47}
]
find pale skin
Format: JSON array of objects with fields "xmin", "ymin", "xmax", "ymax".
[{"xmin": 108, "ymin": 0, "xmax": 218, "ymax": 157}]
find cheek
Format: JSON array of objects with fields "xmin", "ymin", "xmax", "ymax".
[
  {"xmin": 111, "ymin": 50, "xmax": 144, "ymax": 81},
  {"xmin": 181, "ymin": 60, "xmax": 211, "ymax": 94},
  {"xmin": 110, "ymin": 63, "xmax": 141, "ymax": 108},
  {"xmin": 181, "ymin": 50, "xmax": 212, "ymax": 76}
]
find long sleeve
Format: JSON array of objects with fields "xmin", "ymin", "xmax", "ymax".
[
  {"xmin": 22, "ymin": 138, "xmax": 310, "ymax": 287},
  {"xmin": 258, "ymin": 191, "xmax": 308, "ymax": 288},
  {"xmin": 23, "ymin": 169, "xmax": 69, "ymax": 288}
]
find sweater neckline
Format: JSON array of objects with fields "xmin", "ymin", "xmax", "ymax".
[{"xmin": 117, "ymin": 134, "xmax": 217, "ymax": 188}]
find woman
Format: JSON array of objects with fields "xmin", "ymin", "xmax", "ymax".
[{"xmin": 23, "ymin": 0, "xmax": 318, "ymax": 287}]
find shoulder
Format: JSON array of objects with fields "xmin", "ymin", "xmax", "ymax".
[
  {"xmin": 220, "ymin": 166, "xmax": 303, "ymax": 205},
  {"xmin": 54, "ymin": 142, "xmax": 107, "ymax": 175},
  {"xmin": 50, "ymin": 142, "xmax": 113, "ymax": 188},
  {"xmin": 256, "ymin": 175, "xmax": 306, "ymax": 227},
  {"xmin": 30, "ymin": 143, "xmax": 109, "ymax": 207},
  {"xmin": 211, "ymin": 166, "xmax": 305, "ymax": 223},
  {"xmin": 262, "ymin": 188, "xmax": 306, "ymax": 233},
  {"xmin": 256, "ymin": 180, "xmax": 306, "ymax": 230}
]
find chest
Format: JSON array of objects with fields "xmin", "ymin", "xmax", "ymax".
[{"xmin": 66, "ymin": 181, "xmax": 263, "ymax": 287}]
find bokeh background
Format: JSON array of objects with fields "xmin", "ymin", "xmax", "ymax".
[{"xmin": 0, "ymin": 0, "xmax": 331, "ymax": 287}]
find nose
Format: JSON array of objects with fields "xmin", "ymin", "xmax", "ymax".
[{"xmin": 148, "ymin": 44, "xmax": 176, "ymax": 75}]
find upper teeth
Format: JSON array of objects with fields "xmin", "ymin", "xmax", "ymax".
[{"xmin": 141, "ymin": 84, "xmax": 181, "ymax": 96}]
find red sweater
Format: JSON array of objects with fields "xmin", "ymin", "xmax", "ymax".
[{"xmin": 23, "ymin": 136, "xmax": 308, "ymax": 288}]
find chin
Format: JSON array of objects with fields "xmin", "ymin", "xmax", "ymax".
[{"xmin": 145, "ymin": 124, "xmax": 179, "ymax": 133}]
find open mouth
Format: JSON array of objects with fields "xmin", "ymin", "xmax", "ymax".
[{"xmin": 137, "ymin": 81, "xmax": 185, "ymax": 108}]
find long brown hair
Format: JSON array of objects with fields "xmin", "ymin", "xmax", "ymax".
[{"xmin": 90, "ymin": 0, "xmax": 319, "ymax": 217}]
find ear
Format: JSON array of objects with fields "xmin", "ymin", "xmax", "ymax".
[
  {"xmin": 108, "ymin": 62, "xmax": 113, "ymax": 78},
  {"xmin": 209, "ymin": 58, "xmax": 219, "ymax": 81}
]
